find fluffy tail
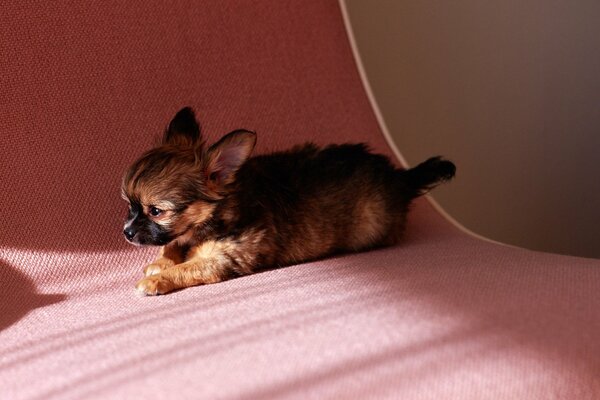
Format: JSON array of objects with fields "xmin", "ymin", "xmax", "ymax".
[{"xmin": 403, "ymin": 156, "xmax": 456, "ymax": 197}]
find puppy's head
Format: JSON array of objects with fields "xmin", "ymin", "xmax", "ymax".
[{"xmin": 121, "ymin": 107, "xmax": 256, "ymax": 246}]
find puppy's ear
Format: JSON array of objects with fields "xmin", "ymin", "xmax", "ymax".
[
  {"xmin": 205, "ymin": 130, "xmax": 256, "ymax": 187},
  {"xmin": 163, "ymin": 107, "xmax": 201, "ymax": 147}
]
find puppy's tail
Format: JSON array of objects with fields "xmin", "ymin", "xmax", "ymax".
[{"xmin": 402, "ymin": 156, "xmax": 456, "ymax": 198}]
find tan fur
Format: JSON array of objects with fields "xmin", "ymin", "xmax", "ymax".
[
  {"xmin": 181, "ymin": 201, "xmax": 216, "ymax": 227},
  {"xmin": 282, "ymin": 203, "xmax": 336, "ymax": 265},
  {"xmin": 142, "ymin": 241, "xmax": 186, "ymax": 276},
  {"xmin": 348, "ymin": 195, "xmax": 387, "ymax": 250},
  {"xmin": 136, "ymin": 229, "xmax": 266, "ymax": 295}
]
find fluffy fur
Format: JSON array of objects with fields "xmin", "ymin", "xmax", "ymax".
[{"xmin": 122, "ymin": 107, "xmax": 456, "ymax": 295}]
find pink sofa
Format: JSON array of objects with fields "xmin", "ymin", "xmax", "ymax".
[{"xmin": 2, "ymin": 2, "xmax": 599, "ymax": 398}]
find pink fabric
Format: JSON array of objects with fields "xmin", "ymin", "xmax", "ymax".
[{"xmin": 1, "ymin": 1, "xmax": 599, "ymax": 399}]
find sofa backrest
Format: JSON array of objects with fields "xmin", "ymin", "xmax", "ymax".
[{"xmin": 1, "ymin": 1, "xmax": 391, "ymax": 253}]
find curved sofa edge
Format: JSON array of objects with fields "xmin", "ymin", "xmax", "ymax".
[{"xmin": 337, "ymin": 0, "xmax": 511, "ymax": 248}]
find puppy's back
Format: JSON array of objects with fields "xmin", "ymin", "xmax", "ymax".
[{"xmin": 234, "ymin": 143, "xmax": 423, "ymax": 264}]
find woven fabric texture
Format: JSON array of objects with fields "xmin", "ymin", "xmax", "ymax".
[{"xmin": 1, "ymin": 1, "xmax": 599, "ymax": 399}]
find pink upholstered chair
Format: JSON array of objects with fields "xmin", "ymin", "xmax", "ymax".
[{"xmin": 2, "ymin": 2, "xmax": 599, "ymax": 398}]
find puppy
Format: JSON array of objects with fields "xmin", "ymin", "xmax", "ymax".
[{"xmin": 122, "ymin": 107, "xmax": 455, "ymax": 295}]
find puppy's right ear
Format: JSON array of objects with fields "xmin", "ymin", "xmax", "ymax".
[{"xmin": 163, "ymin": 107, "xmax": 201, "ymax": 147}]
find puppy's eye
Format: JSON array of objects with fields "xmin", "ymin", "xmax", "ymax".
[{"xmin": 149, "ymin": 207, "xmax": 162, "ymax": 217}]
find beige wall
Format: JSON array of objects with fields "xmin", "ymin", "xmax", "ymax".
[{"xmin": 344, "ymin": 0, "xmax": 600, "ymax": 258}]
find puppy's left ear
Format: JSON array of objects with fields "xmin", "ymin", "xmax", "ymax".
[
  {"xmin": 205, "ymin": 130, "xmax": 256, "ymax": 187},
  {"xmin": 163, "ymin": 107, "xmax": 202, "ymax": 147}
]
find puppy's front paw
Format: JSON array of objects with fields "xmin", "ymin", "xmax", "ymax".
[
  {"xmin": 136, "ymin": 275, "xmax": 173, "ymax": 296},
  {"xmin": 143, "ymin": 263, "xmax": 169, "ymax": 277}
]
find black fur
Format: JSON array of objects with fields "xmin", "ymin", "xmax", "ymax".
[
  {"xmin": 125, "ymin": 201, "xmax": 172, "ymax": 245},
  {"xmin": 194, "ymin": 143, "xmax": 456, "ymax": 264},
  {"xmin": 163, "ymin": 107, "xmax": 201, "ymax": 146}
]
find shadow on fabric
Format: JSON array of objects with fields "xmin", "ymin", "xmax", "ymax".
[{"xmin": 0, "ymin": 261, "xmax": 66, "ymax": 332}]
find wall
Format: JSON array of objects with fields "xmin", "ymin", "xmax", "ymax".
[{"xmin": 344, "ymin": 0, "xmax": 600, "ymax": 258}]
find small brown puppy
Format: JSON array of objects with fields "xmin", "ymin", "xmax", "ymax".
[{"xmin": 122, "ymin": 107, "xmax": 455, "ymax": 295}]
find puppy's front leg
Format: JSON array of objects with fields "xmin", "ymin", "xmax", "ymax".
[
  {"xmin": 135, "ymin": 260, "xmax": 222, "ymax": 296},
  {"xmin": 136, "ymin": 239, "xmax": 257, "ymax": 296},
  {"xmin": 142, "ymin": 241, "xmax": 186, "ymax": 277}
]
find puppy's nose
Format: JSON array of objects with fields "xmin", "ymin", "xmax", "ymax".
[{"xmin": 123, "ymin": 227, "xmax": 136, "ymax": 241}]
